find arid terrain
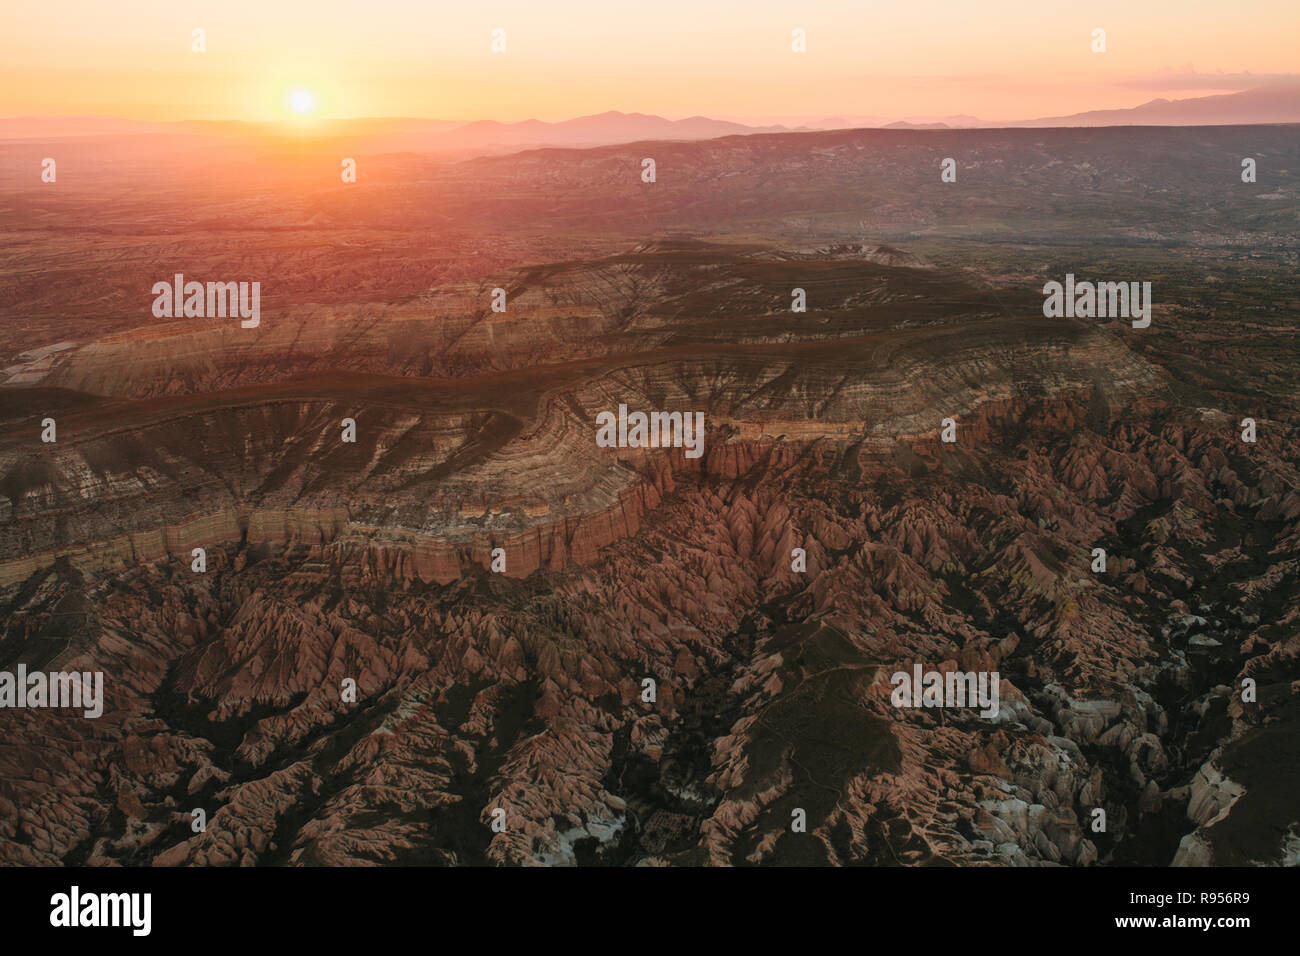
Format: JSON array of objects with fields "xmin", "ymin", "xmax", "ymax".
[{"xmin": 1, "ymin": 124, "xmax": 1298, "ymax": 866}]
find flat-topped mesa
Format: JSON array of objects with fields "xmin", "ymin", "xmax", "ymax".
[
  {"xmin": 2, "ymin": 239, "xmax": 1106, "ymax": 401},
  {"xmin": 0, "ymin": 311, "xmax": 1159, "ymax": 585},
  {"xmin": 0, "ymin": 239, "xmax": 1165, "ymax": 586}
]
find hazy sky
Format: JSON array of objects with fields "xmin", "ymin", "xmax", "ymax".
[{"xmin": 3, "ymin": 0, "xmax": 1297, "ymax": 122}]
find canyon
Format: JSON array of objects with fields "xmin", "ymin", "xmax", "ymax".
[{"xmin": 1, "ymin": 126, "xmax": 1297, "ymax": 866}]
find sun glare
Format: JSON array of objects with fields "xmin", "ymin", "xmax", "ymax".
[{"xmin": 289, "ymin": 89, "xmax": 315, "ymax": 114}]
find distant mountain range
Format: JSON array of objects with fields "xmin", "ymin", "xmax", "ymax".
[
  {"xmin": 349, "ymin": 111, "xmax": 806, "ymax": 153},
  {"xmin": 808, "ymin": 85, "xmax": 1300, "ymax": 129},
  {"xmin": 0, "ymin": 111, "xmax": 804, "ymax": 152},
  {"xmin": 2, "ymin": 86, "xmax": 1296, "ymax": 154},
  {"xmin": 1007, "ymin": 84, "xmax": 1300, "ymax": 127}
]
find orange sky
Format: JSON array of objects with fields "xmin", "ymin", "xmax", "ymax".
[{"xmin": 2, "ymin": 0, "xmax": 1297, "ymax": 123}]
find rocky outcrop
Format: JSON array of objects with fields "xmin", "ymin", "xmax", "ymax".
[{"xmin": 2, "ymin": 240, "xmax": 1298, "ymax": 867}]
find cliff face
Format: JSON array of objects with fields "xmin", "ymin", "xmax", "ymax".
[
  {"xmin": 1, "ymin": 240, "xmax": 1297, "ymax": 867},
  {"xmin": 0, "ymin": 329, "xmax": 1152, "ymax": 583},
  {"xmin": 3, "ymin": 388, "xmax": 1297, "ymax": 867},
  {"xmin": 0, "ymin": 244, "xmax": 1157, "ymax": 585}
]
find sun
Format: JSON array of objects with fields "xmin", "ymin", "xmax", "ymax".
[{"xmin": 289, "ymin": 89, "xmax": 315, "ymax": 114}]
